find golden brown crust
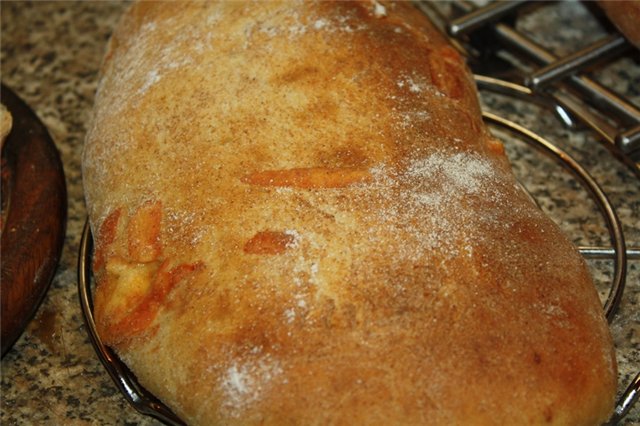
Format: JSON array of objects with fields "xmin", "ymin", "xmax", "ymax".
[{"xmin": 83, "ymin": 1, "xmax": 617, "ymax": 424}]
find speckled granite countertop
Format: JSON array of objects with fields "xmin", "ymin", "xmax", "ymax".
[{"xmin": 1, "ymin": 1, "xmax": 638, "ymax": 425}]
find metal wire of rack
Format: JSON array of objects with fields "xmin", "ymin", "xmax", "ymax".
[
  {"xmin": 417, "ymin": 0, "xmax": 640, "ymax": 172},
  {"xmin": 416, "ymin": 1, "xmax": 639, "ymax": 423}
]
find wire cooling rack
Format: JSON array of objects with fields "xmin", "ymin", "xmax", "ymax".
[{"xmin": 417, "ymin": 0, "xmax": 640, "ymax": 172}]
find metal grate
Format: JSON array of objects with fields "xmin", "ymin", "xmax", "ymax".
[{"xmin": 417, "ymin": 0, "xmax": 640, "ymax": 172}]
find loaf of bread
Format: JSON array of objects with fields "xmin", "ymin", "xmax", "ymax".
[
  {"xmin": 82, "ymin": 2, "xmax": 617, "ymax": 424},
  {"xmin": 599, "ymin": 0, "xmax": 640, "ymax": 48}
]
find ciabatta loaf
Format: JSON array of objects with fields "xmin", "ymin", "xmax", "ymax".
[{"xmin": 82, "ymin": 1, "xmax": 617, "ymax": 424}]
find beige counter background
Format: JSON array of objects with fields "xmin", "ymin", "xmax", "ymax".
[{"xmin": 1, "ymin": 1, "xmax": 638, "ymax": 425}]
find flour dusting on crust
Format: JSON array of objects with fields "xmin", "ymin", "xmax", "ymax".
[{"xmin": 219, "ymin": 353, "xmax": 283, "ymax": 417}]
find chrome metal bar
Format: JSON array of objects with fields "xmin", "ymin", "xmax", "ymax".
[
  {"xmin": 571, "ymin": 75, "xmax": 640, "ymax": 125},
  {"xmin": 476, "ymin": 75, "xmax": 640, "ymax": 172},
  {"xmin": 617, "ymin": 125, "xmax": 640, "ymax": 161},
  {"xmin": 551, "ymin": 89, "xmax": 618, "ymax": 144},
  {"xmin": 448, "ymin": 0, "xmax": 526, "ymax": 36},
  {"xmin": 493, "ymin": 20, "xmax": 554, "ymax": 62},
  {"xmin": 579, "ymin": 246, "xmax": 640, "ymax": 260},
  {"xmin": 451, "ymin": 0, "xmax": 475, "ymax": 16},
  {"xmin": 474, "ymin": 75, "xmax": 576, "ymax": 128},
  {"xmin": 493, "ymin": 24, "xmax": 640, "ymax": 125},
  {"xmin": 527, "ymin": 34, "xmax": 628, "ymax": 90},
  {"xmin": 555, "ymin": 89, "xmax": 640, "ymax": 170},
  {"xmin": 476, "ymin": 75, "xmax": 618, "ymax": 144},
  {"xmin": 552, "ymin": 104, "xmax": 577, "ymax": 128},
  {"xmin": 607, "ymin": 371, "xmax": 640, "ymax": 425}
]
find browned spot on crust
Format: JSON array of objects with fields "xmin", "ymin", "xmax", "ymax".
[
  {"xmin": 428, "ymin": 46, "xmax": 466, "ymax": 100},
  {"xmin": 300, "ymin": 96, "xmax": 339, "ymax": 123},
  {"xmin": 244, "ymin": 231, "xmax": 296, "ymax": 255},
  {"xmin": 128, "ymin": 200, "xmax": 163, "ymax": 263},
  {"xmin": 533, "ymin": 351, "xmax": 542, "ymax": 364},
  {"xmin": 93, "ymin": 208, "xmax": 122, "ymax": 272},
  {"xmin": 242, "ymin": 167, "xmax": 371, "ymax": 188},
  {"xmin": 274, "ymin": 65, "xmax": 320, "ymax": 84}
]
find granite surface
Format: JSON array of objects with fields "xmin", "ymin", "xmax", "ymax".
[{"xmin": 1, "ymin": 1, "xmax": 638, "ymax": 425}]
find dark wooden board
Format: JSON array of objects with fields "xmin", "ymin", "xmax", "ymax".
[{"xmin": 1, "ymin": 84, "xmax": 67, "ymax": 357}]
